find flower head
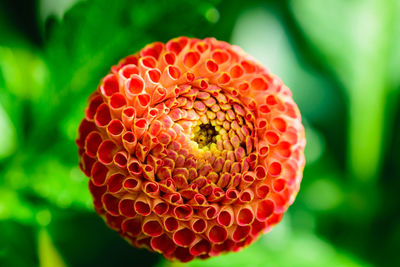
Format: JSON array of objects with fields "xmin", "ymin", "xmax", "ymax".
[{"xmin": 76, "ymin": 37, "xmax": 305, "ymax": 262}]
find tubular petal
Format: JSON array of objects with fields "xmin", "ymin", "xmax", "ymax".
[
  {"xmin": 85, "ymin": 132, "xmax": 102, "ymax": 157},
  {"xmin": 142, "ymin": 218, "xmax": 163, "ymax": 237},
  {"xmin": 152, "ymin": 199, "xmax": 169, "ymax": 216},
  {"xmin": 119, "ymin": 197, "xmax": 137, "ymax": 218},
  {"xmin": 236, "ymin": 206, "xmax": 255, "ymax": 226},
  {"xmin": 151, "ymin": 234, "xmax": 176, "ymax": 255},
  {"xmin": 119, "ymin": 64, "xmax": 139, "ymax": 79},
  {"xmin": 173, "ymin": 227, "xmax": 196, "ymax": 247},
  {"xmin": 190, "ymin": 239, "xmax": 211, "ymax": 256},
  {"xmin": 232, "ymin": 225, "xmax": 251, "ymax": 242},
  {"xmin": 268, "ymin": 162, "xmax": 282, "ymax": 177},
  {"xmin": 101, "ymin": 74, "xmax": 119, "ymax": 97},
  {"xmin": 164, "ymin": 216, "xmax": 179, "ymax": 232},
  {"xmin": 256, "ymin": 200, "xmax": 275, "ymax": 221},
  {"xmin": 217, "ymin": 209, "xmax": 233, "ymax": 227},
  {"xmin": 95, "ymin": 103, "xmax": 112, "ymax": 127},
  {"xmin": 113, "ymin": 151, "xmax": 128, "ymax": 168},
  {"xmin": 102, "ymin": 193, "xmax": 120, "ymax": 216},
  {"xmin": 191, "ymin": 218, "xmax": 207, "ymax": 234},
  {"xmin": 134, "ymin": 196, "xmax": 151, "ymax": 216},
  {"xmin": 207, "ymin": 225, "xmax": 228, "ymax": 244},
  {"xmin": 86, "ymin": 95, "xmax": 103, "ymax": 121},
  {"xmin": 174, "ymin": 205, "xmax": 193, "ymax": 220},
  {"xmin": 122, "ymin": 218, "xmax": 142, "ymax": 237},
  {"xmin": 126, "ymin": 75, "xmax": 145, "ymax": 102},
  {"xmin": 123, "ymin": 177, "xmax": 141, "ymax": 192},
  {"xmin": 107, "ymin": 173, "xmax": 125, "ymax": 193},
  {"xmin": 91, "ymin": 161, "xmax": 108, "ymax": 186},
  {"xmin": 97, "ymin": 140, "xmax": 117, "ymax": 165}
]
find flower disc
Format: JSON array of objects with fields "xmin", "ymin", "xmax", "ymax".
[{"xmin": 76, "ymin": 37, "xmax": 305, "ymax": 262}]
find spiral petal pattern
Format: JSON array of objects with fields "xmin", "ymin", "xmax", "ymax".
[{"xmin": 76, "ymin": 37, "xmax": 305, "ymax": 262}]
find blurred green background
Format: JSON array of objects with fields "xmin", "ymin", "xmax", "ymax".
[{"xmin": 1, "ymin": 0, "xmax": 399, "ymax": 266}]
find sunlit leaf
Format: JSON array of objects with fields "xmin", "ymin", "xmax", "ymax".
[
  {"xmin": 38, "ymin": 228, "xmax": 67, "ymax": 267},
  {"xmin": 290, "ymin": 0, "xmax": 398, "ymax": 182},
  {"xmin": 0, "ymin": 102, "xmax": 16, "ymax": 159}
]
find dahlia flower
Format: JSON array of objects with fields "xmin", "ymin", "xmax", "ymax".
[{"xmin": 76, "ymin": 37, "xmax": 305, "ymax": 262}]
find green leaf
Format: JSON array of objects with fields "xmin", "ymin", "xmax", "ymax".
[
  {"xmin": 0, "ymin": 102, "xmax": 16, "ymax": 160},
  {"xmin": 290, "ymin": 0, "xmax": 399, "ymax": 182},
  {"xmin": 38, "ymin": 228, "xmax": 67, "ymax": 267}
]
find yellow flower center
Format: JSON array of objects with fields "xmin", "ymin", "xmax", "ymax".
[{"xmin": 192, "ymin": 123, "xmax": 217, "ymax": 149}]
